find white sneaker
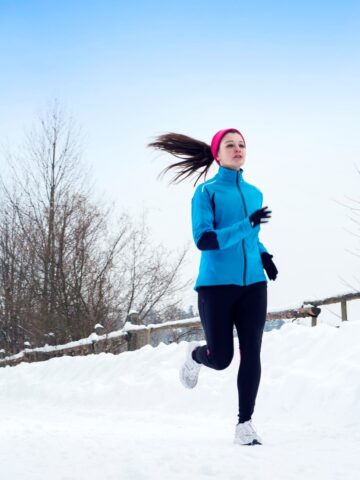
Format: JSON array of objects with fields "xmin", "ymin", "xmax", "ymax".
[
  {"xmin": 179, "ymin": 341, "xmax": 202, "ymax": 389},
  {"xmin": 234, "ymin": 420, "xmax": 262, "ymax": 445}
]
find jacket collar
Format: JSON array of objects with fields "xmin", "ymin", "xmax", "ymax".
[{"xmin": 217, "ymin": 165, "xmax": 244, "ymax": 183}]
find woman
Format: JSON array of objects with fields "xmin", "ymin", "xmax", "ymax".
[{"xmin": 148, "ymin": 128, "xmax": 278, "ymax": 446}]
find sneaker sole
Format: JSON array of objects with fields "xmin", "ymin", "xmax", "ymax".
[
  {"xmin": 179, "ymin": 343, "xmax": 201, "ymax": 389},
  {"xmin": 234, "ymin": 439, "xmax": 262, "ymax": 446},
  {"xmin": 179, "ymin": 371, "xmax": 197, "ymax": 389}
]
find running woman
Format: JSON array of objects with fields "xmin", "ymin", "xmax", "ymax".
[{"xmin": 148, "ymin": 128, "xmax": 278, "ymax": 446}]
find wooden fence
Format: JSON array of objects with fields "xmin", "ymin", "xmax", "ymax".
[
  {"xmin": 301, "ymin": 291, "xmax": 360, "ymax": 326},
  {"xmin": 0, "ymin": 290, "xmax": 359, "ymax": 368}
]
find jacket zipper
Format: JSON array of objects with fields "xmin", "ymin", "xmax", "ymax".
[{"xmin": 236, "ymin": 171, "xmax": 247, "ymax": 285}]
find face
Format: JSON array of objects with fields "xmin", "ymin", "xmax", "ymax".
[{"xmin": 216, "ymin": 132, "xmax": 246, "ymax": 170}]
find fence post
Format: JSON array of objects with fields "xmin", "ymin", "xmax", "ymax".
[
  {"xmin": 311, "ymin": 316, "xmax": 318, "ymax": 327},
  {"xmin": 127, "ymin": 328, "xmax": 151, "ymax": 351},
  {"xmin": 341, "ymin": 301, "xmax": 348, "ymax": 321}
]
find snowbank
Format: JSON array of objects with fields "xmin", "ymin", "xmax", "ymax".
[{"xmin": 0, "ymin": 321, "xmax": 359, "ymax": 479}]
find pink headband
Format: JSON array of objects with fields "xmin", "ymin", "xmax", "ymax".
[{"xmin": 210, "ymin": 128, "xmax": 246, "ymax": 165}]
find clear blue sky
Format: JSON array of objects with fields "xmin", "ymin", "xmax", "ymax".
[
  {"xmin": 1, "ymin": 0, "xmax": 359, "ymax": 135},
  {"xmin": 1, "ymin": 0, "xmax": 360, "ymax": 316}
]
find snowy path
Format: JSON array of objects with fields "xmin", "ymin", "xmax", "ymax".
[{"xmin": 1, "ymin": 321, "xmax": 359, "ymax": 480}]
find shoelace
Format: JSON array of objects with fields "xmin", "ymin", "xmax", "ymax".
[
  {"xmin": 246, "ymin": 421, "xmax": 261, "ymax": 442},
  {"xmin": 237, "ymin": 421, "xmax": 258, "ymax": 438}
]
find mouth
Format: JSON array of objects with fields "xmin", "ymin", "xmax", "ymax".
[{"xmin": 233, "ymin": 156, "xmax": 243, "ymax": 160}]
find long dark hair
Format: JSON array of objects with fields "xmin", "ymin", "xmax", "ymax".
[{"xmin": 147, "ymin": 132, "xmax": 215, "ymax": 187}]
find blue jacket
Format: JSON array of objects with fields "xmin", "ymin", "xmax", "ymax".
[{"xmin": 191, "ymin": 165, "xmax": 269, "ymax": 292}]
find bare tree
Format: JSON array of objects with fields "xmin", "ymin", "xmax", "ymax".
[
  {"xmin": 0, "ymin": 101, "xmax": 193, "ymax": 353},
  {"xmin": 116, "ymin": 208, "xmax": 192, "ymax": 326},
  {"xmin": 334, "ymin": 164, "xmax": 360, "ymax": 293},
  {"xmin": 0, "ymin": 101, "xmax": 128, "ymax": 348},
  {"xmin": 0, "ymin": 190, "xmax": 29, "ymax": 352}
]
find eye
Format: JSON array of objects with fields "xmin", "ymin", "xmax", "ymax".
[{"xmin": 226, "ymin": 144, "xmax": 234, "ymax": 148}]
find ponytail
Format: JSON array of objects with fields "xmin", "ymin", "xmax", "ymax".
[{"xmin": 148, "ymin": 132, "xmax": 214, "ymax": 187}]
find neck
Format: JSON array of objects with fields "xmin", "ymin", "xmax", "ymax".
[{"xmin": 219, "ymin": 164, "xmax": 243, "ymax": 171}]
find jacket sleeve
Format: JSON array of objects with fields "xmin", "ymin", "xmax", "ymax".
[
  {"xmin": 191, "ymin": 184, "xmax": 253, "ymax": 251},
  {"xmin": 257, "ymin": 191, "xmax": 269, "ymax": 255},
  {"xmin": 258, "ymin": 240, "xmax": 269, "ymax": 255}
]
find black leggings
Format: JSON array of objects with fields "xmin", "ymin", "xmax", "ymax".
[{"xmin": 193, "ymin": 281, "xmax": 267, "ymax": 424}]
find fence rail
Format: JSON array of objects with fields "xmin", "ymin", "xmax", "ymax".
[
  {"xmin": 302, "ymin": 291, "xmax": 360, "ymax": 326},
  {"xmin": 1, "ymin": 290, "xmax": 359, "ymax": 368}
]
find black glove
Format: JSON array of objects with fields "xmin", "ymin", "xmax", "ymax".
[
  {"xmin": 261, "ymin": 252, "xmax": 278, "ymax": 281},
  {"xmin": 249, "ymin": 206, "xmax": 272, "ymax": 228}
]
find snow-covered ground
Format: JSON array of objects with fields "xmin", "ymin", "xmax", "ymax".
[{"xmin": 1, "ymin": 320, "xmax": 359, "ymax": 480}]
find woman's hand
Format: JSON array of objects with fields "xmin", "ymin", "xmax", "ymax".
[
  {"xmin": 249, "ymin": 206, "xmax": 272, "ymax": 228},
  {"xmin": 261, "ymin": 252, "xmax": 278, "ymax": 280}
]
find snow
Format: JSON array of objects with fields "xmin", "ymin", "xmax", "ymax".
[
  {"xmin": 0, "ymin": 317, "xmax": 201, "ymax": 365},
  {"xmin": 0, "ymin": 321, "xmax": 359, "ymax": 480}
]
